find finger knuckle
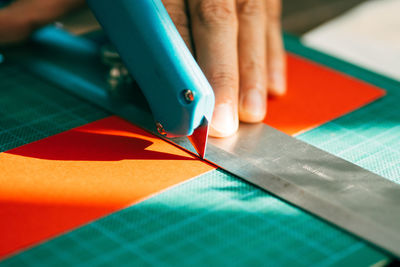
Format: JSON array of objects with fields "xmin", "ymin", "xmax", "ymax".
[
  {"xmin": 237, "ymin": 0, "xmax": 264, "ymax": 18},
  {"xmin": 266, "ymin": 0, "xmax": 281, "ymax": 21},
  {"xmin": 163, "ymin": 2, "xmax": 189, "ymax": 29},
  {"xmin": 208, "ymin": 68, "xmax": 238, "ymax": 88},
  {"xmin": 195, "ymin": 0, "xmax": 237, "ymax": 27},
  {"xmin": 242, "ymin": 59, "xmax": 265, "ymax": 74}
]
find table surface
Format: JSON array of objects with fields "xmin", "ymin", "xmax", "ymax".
[
  {"xmin": 59, "ymin": 0, "xmax": 369, "ymax": 36},
  {"xmin": 282, "ymin": 0, "xmax": 368, "ymax": 34}
]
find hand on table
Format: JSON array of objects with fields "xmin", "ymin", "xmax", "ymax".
[{"xmin": 0, "ymin": 0, "xmax": 286, "ymax": 138}]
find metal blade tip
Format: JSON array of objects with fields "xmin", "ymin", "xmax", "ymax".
[{"xmin": 188, "ymin": 118, "xmax": 209, "ymax": 159}]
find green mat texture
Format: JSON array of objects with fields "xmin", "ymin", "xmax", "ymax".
[{"xmin": 0, "ymin": 62, "xmax": 108, "ymax": 153}]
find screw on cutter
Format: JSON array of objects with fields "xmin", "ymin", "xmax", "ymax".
[
  {"xmin": 156, "ymin": 122, "xmax": 167, "ymax": 136},
  {"xmin": 182, "ymin": 89, "xmax": 194, "ymax": 103}
]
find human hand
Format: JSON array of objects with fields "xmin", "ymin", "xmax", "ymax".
[
  {"xmin": 163, "ymin": 0, "xmax": 286, "ymax": 137},
  {"xmin": 0, "ymin": 0, "xmax": 286, "ymax": 138},
  {"xmin": 0, "ymin": 0, "xmax": 84, "ymax": 45}
]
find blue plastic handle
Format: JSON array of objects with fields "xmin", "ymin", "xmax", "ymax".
[{"xmin": 88, "ymin": 0, "xmax": 214, "ymax": 137}]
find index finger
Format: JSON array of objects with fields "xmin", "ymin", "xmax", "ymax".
[{"xmin": 188, "ymin": 0, "xmax": 239, "ymax": 138}]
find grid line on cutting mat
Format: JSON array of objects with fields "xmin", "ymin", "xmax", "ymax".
[
  {"xmin": 3, "ymin": 170, "xmax": 385, "ymax": 267},
  {"xmin": 0, "ymin": 58, "xmax": 397, "ymax": 266},
  {"xmin": 298, "ymin": 82, "xmax": 400, "ymax": 184},
  {"xmin": 0, "ymin": 63, "xmax": 109, "ymax": 152}
]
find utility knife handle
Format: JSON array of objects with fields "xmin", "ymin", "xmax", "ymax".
[{"xmin": 88, "ymin": 0, "xmax": 214, "ymax": 137}]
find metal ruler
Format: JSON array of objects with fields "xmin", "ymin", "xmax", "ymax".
[{"xmin": 6, "ymin": 27, "xmax": 400, "ymax": 258}]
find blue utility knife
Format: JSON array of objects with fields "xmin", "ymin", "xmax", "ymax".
[{"xmin": 88, "ymin": 0, "xmax": 215, "ymax": 158}]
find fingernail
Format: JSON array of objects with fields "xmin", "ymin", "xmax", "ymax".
[
  {"xmin": 239, "ymin": 89, "xmax": 266, "ymax": 123},
  {"xmin": 209, "ymin": 103, "xmax": 238, "ymax": 138},
  {"xmin": 271, "ymin": 72, "xmax": 286, "ymax": 96}
]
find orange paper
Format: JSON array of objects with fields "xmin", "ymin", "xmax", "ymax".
[
  {"xmin": 0, "ymin": 54, "xmax": 385, "ymax": 259},
  {"xmin": 0, "ymin": 117, "xmax": 215, "ymax": 258}
]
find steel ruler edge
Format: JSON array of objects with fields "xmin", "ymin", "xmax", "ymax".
[{"xmin": 4, "ymin": 27, "xmax": 400, "ymax": 258}]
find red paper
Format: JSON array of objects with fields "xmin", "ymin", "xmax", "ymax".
[{"xmin": 265, "ymin": 54, "xmax": 385, "ymax": 135}]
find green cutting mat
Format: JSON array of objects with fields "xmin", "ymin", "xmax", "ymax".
[
  {"xmin": 1, "ymin": 171, "xmax": 386, "ymax": 267},
  {"xmin": 1, "ymin": 36, "xmax": 399, "ymax": 267},
  {"xmin": 0, "ymin": 62, "xmax": 108, "ymax": 153}
]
